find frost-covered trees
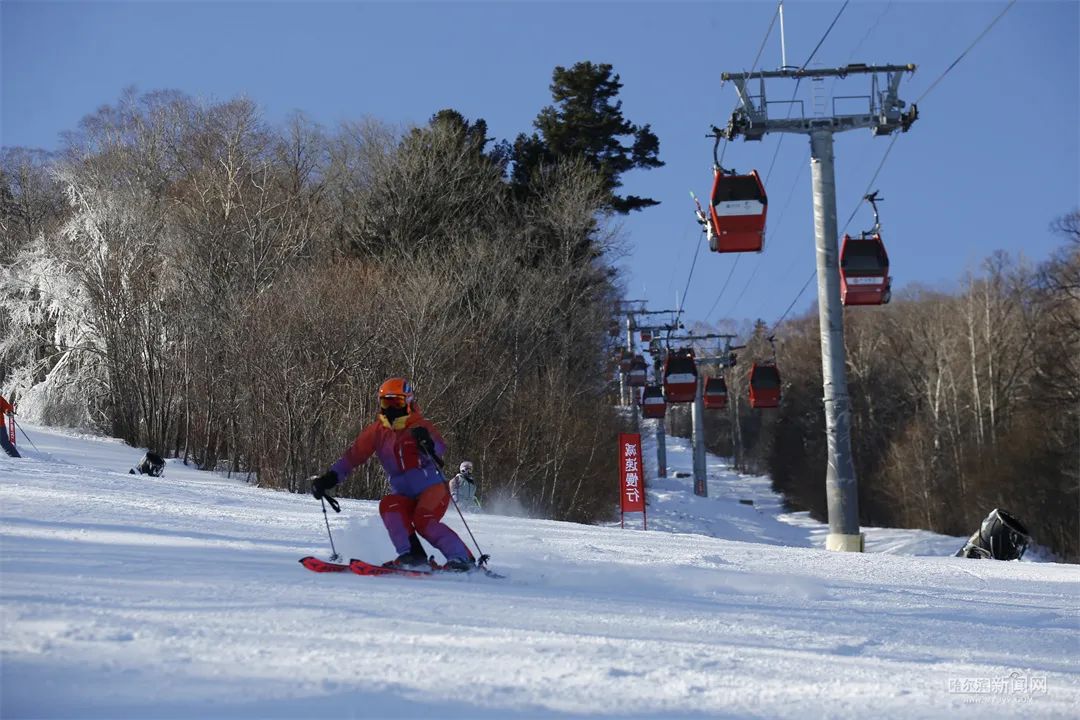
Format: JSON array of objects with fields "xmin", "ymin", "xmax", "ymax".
[{"xmin": 0, "ymin": 89, "xmax": 625, "ymax": 523}]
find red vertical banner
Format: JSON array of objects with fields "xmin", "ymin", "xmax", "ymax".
[{"xmin": 619, "ymin": 432, "xmax": 646, "ymax": 529}]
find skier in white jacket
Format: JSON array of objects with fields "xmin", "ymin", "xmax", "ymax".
[{"xmin": 448, "ymin": 461, "xmax": 481, "ymax": 510}]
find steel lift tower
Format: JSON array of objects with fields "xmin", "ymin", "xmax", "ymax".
[{"xmin": 717, "ymin": 62, "xmax": 918, "ymax": 552}]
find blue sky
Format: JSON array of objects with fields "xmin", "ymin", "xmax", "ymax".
[{"xmin": 3, "ymin": 1, "xmax": 1078, "ymax": 331}]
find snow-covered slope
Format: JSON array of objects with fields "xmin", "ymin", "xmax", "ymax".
[
  {"xmin": 640, "ymin": 432, "xmax": 969, "ymax": 557},
  {"xmin": 1, "ymin": 423, "xmax": 1077, "ymax": 719}
]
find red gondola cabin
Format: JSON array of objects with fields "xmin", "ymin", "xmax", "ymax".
[
  {"xmin": 840, "ymin": 233, "xmax": 892, "ymax": 306},
  {"xmin": 709, "ymin": 168, "xmax": 768, "ymax": 253},
  {"xmin": 703, "ymin": 376, "xmax": 728, "ymax": 410},
  {"xmin": 627, "ymin": 355, "xmax": 648, "ymax": 387},
  {"xmin": 748, "ymin": 362, "xmax": 781, "ymax": 409},
  {"xmin": 640, "ymin": 384, "xmax": 666, "ymax": 419},
  {"xmin": 663, "ymin": 348, "xmax": 697, "ymax": 403}
]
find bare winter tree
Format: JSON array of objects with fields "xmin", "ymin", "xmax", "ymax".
[{"xmin": 760, "ymin": 232, "xmax": 1079, "ymax": 559}]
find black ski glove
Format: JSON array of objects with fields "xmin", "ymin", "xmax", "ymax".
[
  {"xmin": 410, "ymin": 426, "xmax": 436, "ymax": 458},
  {"xmin": 311, "ymin": 470, "xmax": 338, "ymax": 500}
]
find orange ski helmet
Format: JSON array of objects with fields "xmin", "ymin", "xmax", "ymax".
[{"xmin": 378, "ymin": 377, "xmax": 414, "ymax": 407}]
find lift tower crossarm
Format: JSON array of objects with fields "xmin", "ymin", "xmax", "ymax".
[
  {"xmin": 717, "ymin": 62, "xmax": 918, "ymax": 142},
  {"xmin": 668, "ymin": 333, "xmax": 737, "ymax": 343},
  {"xmin": 636, "ymin": 323, "xmax": 682, "ymax": 334},
  {"xmin": 625, "ymin": 310, "xmax": 681, "ymax": 333},
  {"xmin": 720, "ymin": 63, "xmax": 915, "ymax": 81}
]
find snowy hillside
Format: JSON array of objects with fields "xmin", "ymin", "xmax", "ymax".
[{"xmin": 2, "ymin": 423, "xmax": 1077, "ymax": 719}]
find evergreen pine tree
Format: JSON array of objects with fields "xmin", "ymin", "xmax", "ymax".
[{"xmin": 512, "ymin": 61, "xmax": 663, "ymax": 214}]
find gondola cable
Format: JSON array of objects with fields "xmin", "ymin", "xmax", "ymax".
[
  {"xmin": 762, "ymin": 0, "xmax": 851, "ymax": 183},
  {"xmin": 763, "ymin": 0, "xmax": 1019, "ymax": 336},
  {"xmin": 675, "ymin": 1, "xmax": 783, "ymax": 324},
  {"xmin": 714, "ymin": 2, "xmax": 783, "ymax": 171},
  {"xmin": 712, "ymin": 1, "xmax": 851, "ymax": 323}
]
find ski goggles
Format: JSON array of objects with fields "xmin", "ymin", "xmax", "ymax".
[{"xmin": 380, "ymin": 395, "xmax": 409, "ymax": 410}]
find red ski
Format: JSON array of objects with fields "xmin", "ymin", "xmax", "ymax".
[
  {"xmin": 299, "ymin": 556, "xmax": 350, "ymax": 573},
  {"xmin": 301, "ymin": 556, "xmax": 504, "ymax": 579},
  {"xmin": 349, "ymin": 558, "xmax": 435, "ymax": 577},
  {"xmin": 300, "ymin": 556, "xmax": 432, "ymax": 576},
  {"xmin": 351, "ymin": 558, "xmax": 505, "ymax": 579}
]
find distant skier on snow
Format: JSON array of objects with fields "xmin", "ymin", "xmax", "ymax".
[
  {"xmin": 449, "ymin": 460, "xmax": 481, "ymax": 510},
  {"xmin": 0, "ymin": 395, "xmax": 20, "ymax": 458},
  {"xmin": 310, "ymin": 377, "xmax": 475, "ymax": 572}
]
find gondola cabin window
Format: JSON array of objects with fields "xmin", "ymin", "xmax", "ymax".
[
  {"xmin": 663, "ymin": 349, "xmax": 698, "ymax": 404},
  {"xmin": 703, "ymin": 376, "xmax": 728, "ymax": 410},
  {"xmin": 640, "ymin": 384, "xmax": 666, "ymax": 419},
  {"xmin": 627, "ymin": 355, "xmax": 648, "ymax": 387}
]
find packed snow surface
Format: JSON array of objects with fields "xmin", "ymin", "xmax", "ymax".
[{"xmin": 1, "ymin": 423, "xmax": 1077, "ymax": 719}]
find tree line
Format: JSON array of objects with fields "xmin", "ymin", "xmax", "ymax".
[
  {"xmin": 6, "ymin": 66, "xmax": 1074, "ymax": 560},
  {"xmin": 0, "ymin": 62, "xmax": 663, "ymax": 523},
  {"xmin": 679, "ymin": 223, "xmax": 1079, "ymax": 561}
]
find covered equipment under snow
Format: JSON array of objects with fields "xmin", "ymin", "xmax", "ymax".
[
  {"xmin": 955, "ymin": 508, "xmax": 1031, "ymax": 560},
  {"xmin": 131, "ymin": 452, "xmax": 166, "ymax": 477}
]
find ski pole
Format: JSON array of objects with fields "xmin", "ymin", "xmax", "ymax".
[
  {"xmin": 415, "ymin": 435, "xmax": 491, "ymax": 567},
  {"xmin": 414, "ymin": 431, "xmax": 492, "ymax": 565},
  {"xmin": 11, "ymin": 417, "xmax": 41, "ymax": 453},
  {"xmin": 446, "ymin": 481, "xmax": 489, "ymax": 567},
  {"xmin": 320, "ymin": 494, "xmax": 341, "ymax": 562},
  {"xmin": 428, "ymin": 448, "xmax": 490, "ymax": 566}
]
